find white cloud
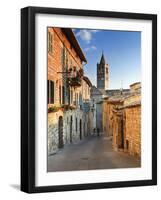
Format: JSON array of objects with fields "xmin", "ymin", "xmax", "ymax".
[
  {"xmin": 84, "ymin": 45, "xmax": 97, "ymax": 52},
  {"xmin": 75, "ymin": 29, "xmax": 99, "ymax": 44},
  {"xmin": 76, "ymin": 30, "xmax": 92, "ymax": 43},
  {"xmin": 91, "ymin": 45, "xmax": 97, "ymax": 50},
  {"xmin": 84, "ymin": 47, "xmax": 90, "ymax": 52}
]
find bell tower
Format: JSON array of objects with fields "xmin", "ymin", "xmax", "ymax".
[{"xmin": 97, "ymin": 52, "xmax": 109, "ymax": 93}]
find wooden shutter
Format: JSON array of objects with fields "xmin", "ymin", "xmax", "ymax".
[
  {"xmin": 47, "ymin": 80, "xmax": 50, "ymax": 104},
  {"xmin": 48, "ymin": 31, "xmax": 53, "ymax": 53}
]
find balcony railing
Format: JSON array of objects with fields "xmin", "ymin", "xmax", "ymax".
[
  {"xmin": 68, "ymin": 76, "xmax": 82, "ymax": 87},
  {"xmin": 67, "ymin": 67, "xmax": 83, "ymax": 87}
]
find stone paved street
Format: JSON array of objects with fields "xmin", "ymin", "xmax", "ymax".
[{"xmin": 48, "ymin": 134, "xmax": 141, "ymax": 172}]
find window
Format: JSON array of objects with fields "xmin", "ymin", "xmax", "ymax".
[
  {"xmin": 79, "ymin": 93, "xmax": 82, "ymax": 105},
  {"xmin": 77, "ymin": 93, "xmax": 79, "ymax": 105},
  {"xmin": 50, "ymin": 81, "xmax": 54, "ymax": 103},
  {"xmin": 106, "ymin": 67, "xmax": 108, "ymax": 74},
  {"xmin": 48, "ymin": 31, "xmax": 53, "ymax": 53},
  {"xmin": 61, "ymin": 46, "xmax": 65, "ymax": 67},
  {"xmin": 62, "ymin": 86, "xmax": 65, "ymax": 104},
  {"xmin": 47, "ymin": 80, "xmax": 54, "ymax": 104},
  {"xmin": 59, "ymin": 85, "xmax": 62, "ymax": 104},
  {"xmin": 66, "ymin": 51, "xmax": 68, "ymax": 69},
  {"xmin": 74, "ymin": 93, "xmax": 79, "ymax": 106}
]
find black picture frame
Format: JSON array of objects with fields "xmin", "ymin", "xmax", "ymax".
[{"xmin": 21, "ymin": 6, "xmax": 157, "ymax": 193}]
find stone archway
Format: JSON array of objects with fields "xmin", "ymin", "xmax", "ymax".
[{"xmin": 58, "ymin": 116, "xmax": 64, "ymax": 148}]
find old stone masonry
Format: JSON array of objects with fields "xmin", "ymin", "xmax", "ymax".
[
  {"xmin": 48, "ymin": 28, "xmax": 93, "ymax": 155},
  {"xmin": 47, "ymin": 27, "xmax": 141, "ymax": 165}
]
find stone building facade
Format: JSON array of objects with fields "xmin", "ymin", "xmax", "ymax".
[
  {"xmin": 123, "ymin": 103, "xmax": 141, "ymax": 156},
  {"xmin": 47, "ymin": 27, "xmax": 93, "ymax": 155},
  {"xmin": 102, "ymin": 89, "xmax": 130, "ymax": 137},
  {"xmin": 103, "ymin": 98, "xmax": 123, "ymax": 137},
  {"xmin": 91, "ymin": 86, "xmax": 104, "ymax": 132},
  {"xmin": 102, "ymin": 82, "xmax": 141, "ymax": 158},
  {"xmin": 82, "ymin": 77, "xmax": 94, "ymax": 136},
  {"xmin": 112, "ymin": 98, "xmax": 141, "ymax": 157}
]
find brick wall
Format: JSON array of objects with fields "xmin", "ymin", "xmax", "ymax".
[
  {"xmin": 103, "ymin": 100, "xmax": 122, "ymax": 137},
  {"xmin": 103, "ymin": 89, "xmax": 141, "ymax": 158},
  {"xmin": 48, "ymin": 27, "xmax": 83, "ymax": 105},
  {"xmin": 111, "ymin": 104, "xmax": 141, "ymax": 157},
  {"xmin": 112, "ymin": 111, "xmax": 124, "ymax": 151},
  {"xmin": 47, "ymin": 27, "xmax": 93, "ymax": 155},
  {"xmin": 124, "ymin": 105, "xmax": 141, "ymax": 157}
]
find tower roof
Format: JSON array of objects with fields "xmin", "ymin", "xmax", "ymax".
[{"xmin": 100, "ymin": 52, "xmax": 106, "ymax": 64}]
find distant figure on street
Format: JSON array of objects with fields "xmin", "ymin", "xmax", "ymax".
[{"xmin": 97, "ymin": 128, "xmax": 100, "ymax": 136}]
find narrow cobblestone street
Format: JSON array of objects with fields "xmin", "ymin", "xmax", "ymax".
[{"xmin": 48, "ymin": 134, "xmax": 141, "ymax": 172}]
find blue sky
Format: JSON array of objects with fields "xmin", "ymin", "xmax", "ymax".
[{"xmin": 73, "ymin": 29, "xmax": 141, "ymax": 89}]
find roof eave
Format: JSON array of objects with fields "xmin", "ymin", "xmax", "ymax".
[{"xmin": 62, "ymin": 28, "xmax": 87, "ymax": 62}]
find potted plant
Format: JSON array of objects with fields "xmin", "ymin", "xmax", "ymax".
[{"xmin": 48, "ymin": 105, "xmax": 60, "ymax": 113}]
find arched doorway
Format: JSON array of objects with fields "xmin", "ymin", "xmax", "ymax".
[
  {"xmin": 80, "ymin": 119, "xmax": 82, "ymax": 140},
  {"xmin": 58, "ymin": 116, "xmax": 64, "ymax": 148},
  {"xmin": 70, "ymin": 116, "xmax": 73, "ymax": 143}
]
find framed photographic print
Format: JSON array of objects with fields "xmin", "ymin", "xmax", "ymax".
[{"xmin": 21, "ymin": 6, "xmax": 157, "ymax": 193}]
